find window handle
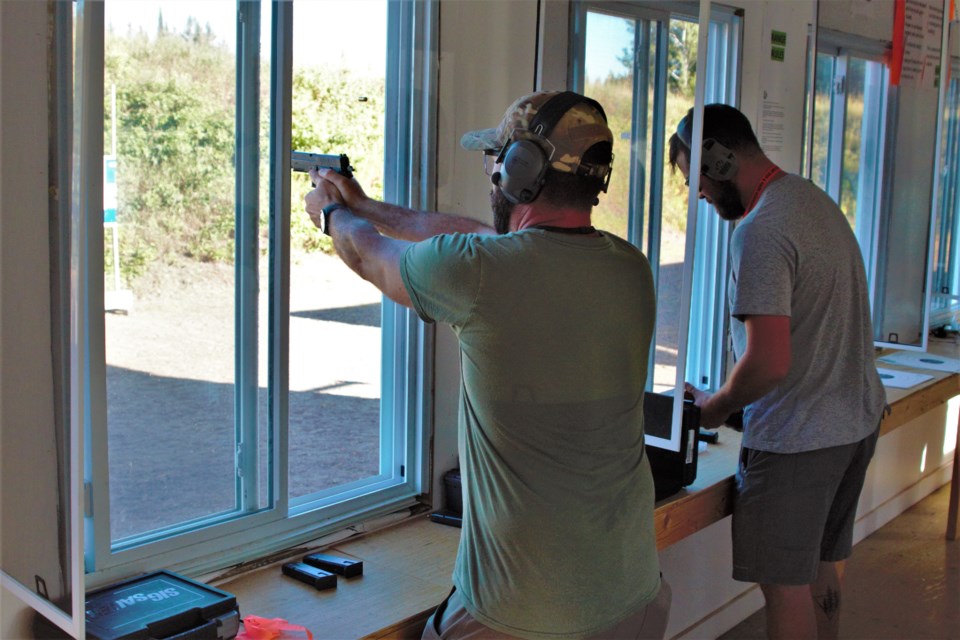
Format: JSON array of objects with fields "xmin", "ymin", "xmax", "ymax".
[{"xmin": 834, "ymin": 74, "xmax": 846, "ymax": 95}]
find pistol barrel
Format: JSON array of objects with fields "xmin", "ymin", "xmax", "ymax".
[{"xmin": 290, "ymin": 151, "xmax": 353, "ymax": 178}]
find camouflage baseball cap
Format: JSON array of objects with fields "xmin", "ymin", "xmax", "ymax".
[{"xmin": 460, "ymin": 90, "xmax": 613, "ymax": 175}]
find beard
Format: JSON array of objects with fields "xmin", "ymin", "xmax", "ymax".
[
  {"xmin": 712, "ymin": 180, "xmax": 745, "ymax": 221},
  {"xmin": 490, "ymin": 185, "xmax": 515, "ymax": 234}
]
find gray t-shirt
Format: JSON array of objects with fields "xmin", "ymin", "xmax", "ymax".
[
  {"xmin": 400, "ymin": 229, "xmax": 660, "ymax": 638},
  {"xmin": 729, "ymin": 174, "xmax": 885, "ymax": 453}
]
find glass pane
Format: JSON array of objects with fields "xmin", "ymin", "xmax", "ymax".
[
  {"xmin": 839, "ymin": 57, "xmax": 867, "ymax": 229},
  {"xmin": 584, "ymin": 11, "xmax": 633, "ymax": 240},
  {"xmin": 103, "ymin": 1, "xmax": 251, "ymax": 542},
  {"xmin": 653, "ymin": 17, "xmax": 698, "ymax": 393},
  {"xmin": 581, "ymin": 10, "xmax": 695, "ymax": 394},
  {"xmin": 810, "ymin": 53, "xmax": 835, "ymax": 191},
  {"xmin": 288, "ymin": 1, "xmax": 388, "ymax": 499}
]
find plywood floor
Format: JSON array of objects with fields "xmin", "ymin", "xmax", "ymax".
[{"xmin": 718, "ymin": 484, "xmax": 959, "ymax": 639}]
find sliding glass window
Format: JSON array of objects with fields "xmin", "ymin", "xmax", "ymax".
[{"xmin": 75, "ymin": 0, "xmax": 432, "ymax": 581}]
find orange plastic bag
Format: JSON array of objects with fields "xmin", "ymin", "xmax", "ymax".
[{"xmin": 236, "ymin": 615, "xmax": 314, "ymax": 640}]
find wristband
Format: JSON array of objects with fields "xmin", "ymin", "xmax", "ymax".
[{"xmin": 320, "ymin": 203, "xmax": 348, "ymax": 236}]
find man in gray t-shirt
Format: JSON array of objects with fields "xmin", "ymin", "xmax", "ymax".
[{"xmin": 669, "ymin": 104, "xmax": 885, "ymax": 640}]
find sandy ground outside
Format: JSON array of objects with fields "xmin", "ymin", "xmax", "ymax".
[
  {"xmin": 104, "ymin": 229, "xmax": 687, "ymax": 541},
  {"xmin": 105, "ymin": 251, "xmax": 382, "ymax": 539}
]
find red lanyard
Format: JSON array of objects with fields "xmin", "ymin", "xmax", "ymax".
[{"xmin": 743, "ymin": 165, "xmax": 784, "ymax": 217}]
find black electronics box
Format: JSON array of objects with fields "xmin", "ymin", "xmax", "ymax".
[
  {"xmin": 429, "ymin": 467, "xmax": 463, "ymax": 527},
  {"xmin": 83, "ymin": 570, "xmax": 239, "ymax": 640},
  {"xmin": 644, "ymin": 392, "xmax": 700, "ymax": 501},
  {"xmin": 442, "ymin": 468, "xmax": 462, "ymax": 514}
]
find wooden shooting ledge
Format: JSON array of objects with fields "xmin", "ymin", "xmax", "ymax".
[{"xmin": 219, "ymin": 348, "xmax": 960, "ymax": 639}]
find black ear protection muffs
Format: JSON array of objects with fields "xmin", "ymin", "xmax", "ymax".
[
  {"xmin": 494, "ymin": 91, "xmax": 608, "ymax": 204},
  {"xmin": 676, "ymin": 114, "xmax": 738, "ymax": 181},
  {"xmin": 495, "ymin": 139, "xmax": 548, "ymax": 205}
]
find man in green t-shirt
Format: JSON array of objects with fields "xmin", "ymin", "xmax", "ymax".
[{"xmin": 304, "ymin": 91, "xmax": 669, "ymax": 639}]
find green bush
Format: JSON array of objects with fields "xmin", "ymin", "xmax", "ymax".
[
  {"xmin": 106, "ymin": 26, "xmax": 236, "ymax": 277},
  {"xmin": 105, "ymin": 21, "xmax": 386, "ymax": 287},
  {"xmin": 289, "ymin": 67, "xmax": 385, "ymax": 255}
]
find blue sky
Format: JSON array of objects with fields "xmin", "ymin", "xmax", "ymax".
[{"xmin": 585, "ymin": 11, "xmax": 633, "ymax": 81}]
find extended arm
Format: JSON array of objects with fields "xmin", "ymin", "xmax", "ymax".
[
  {"xmin": 325, "ymin": 210, "xmax": 414, "ymax": 308},
  {"xmin": 304, "ymin": 175, "xmax": 414, "ymax": 308},
  {"xmin": 311, "ymin": 168, "xmax": 495, "ymax": 241},
  {"xmin": 686, "ymin": 315, "xmax": 791, "ymax": 428}
]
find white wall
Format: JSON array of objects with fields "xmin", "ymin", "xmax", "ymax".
[
  {"xmin": 818, "ymin": 0, "xmax": 895, "ymax": 41},
  {"xmin": 430, "ymin": 0, "xmax": 541, "ymax": 501},
  {"xmin": 2, "ymin": 585, "xmax": 35, "ymax": 640},
  {"xmin": 1, "ymin": 2, "xmax": 62, "ymax": 638},
  {"xmin": 738, "ymin": 0, "xmax": 817, "ymax": 173}
]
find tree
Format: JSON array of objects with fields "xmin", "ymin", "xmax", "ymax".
[
  {"xmin": 614, "ymin": 19, "xmax": 698, "ymax": 96},
  {"xmin": 668, "ymin": 21, "xmax": 698, "ymax": 96}
]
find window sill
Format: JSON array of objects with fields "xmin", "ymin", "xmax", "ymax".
[{"xmin": 215, "ymin": 515, "xmax": 458, "ymax": 639}]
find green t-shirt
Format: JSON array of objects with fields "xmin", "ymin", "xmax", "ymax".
[{"xmin": 400, "ymin": 229, "xmax": 660, "ymax": 638}]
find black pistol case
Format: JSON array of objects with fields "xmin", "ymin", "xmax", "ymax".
[{"xmin": 84, "ymin": 570, "xmax": 239, "ymax": 640}]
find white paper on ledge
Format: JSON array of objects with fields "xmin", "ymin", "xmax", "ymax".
[
  {"xmin": 876, "ymin": 367, "xmax": 935, "ymax": 389},
  {"xmin": 876, "ymin": 351, "xmax": 960, "ymax": 373}
]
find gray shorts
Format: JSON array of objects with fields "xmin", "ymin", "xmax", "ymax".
[
  {"xmin": 421, "ymin": 578, "xmax": 672, "ymax": 639},
  {"xmin": 732, "ymin": 426, "xmax": 880, "ymax": 586}
]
